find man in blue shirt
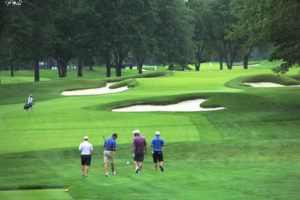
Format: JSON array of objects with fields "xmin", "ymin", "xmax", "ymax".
[
  {"xmin": 103, "ymin": 133, "xmax": 117, "ymax": 177},
  {"xmin": 150, "ymin": 131, "xmax": 166, "ymax": 172}
]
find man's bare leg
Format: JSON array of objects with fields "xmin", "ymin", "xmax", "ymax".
[
  {"xmin": 139, "ymin": 162, "xmax": 143, "ymax": 172},
  {"xmin": 154, "ymin": 163, "xmax": 157, "ymax": 171},
  {"xmin": 159, "ymin": 161, "xmax": 163, "ymax": 167},
  {"xmin": 81, "ymin": 165, "xmax": 84, "ymax": 176},
  {"xmin": 104, "ymin": 162, "xmax": 108, "ymax": 173},
  {"xmin": 111, "ymin": 163, "xmax": 115, "ymax": 173},
  {"xmin": 134, "ymin": 161, "xmax": 139, "ymax": 173},
  {"xmin": 85, "ymin": 165, "xmax": 89, "ymax": 176},
  {"xmin": 159, "ymin": 161, "xmax": 164, "ymax": 171}
]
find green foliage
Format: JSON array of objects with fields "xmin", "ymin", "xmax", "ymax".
[
  {"xmin": 155, "ymin": 0, "xmax": 194, "ymax": 66},
  {"xmin": 131, "ymin": 0, "xmax": 159, "ymax": 70},
  {"xmin": 233, "ymin": 0, "xmax": 300, "ymax": 73}
]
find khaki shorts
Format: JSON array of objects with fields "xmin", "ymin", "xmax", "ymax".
[{"xmin": 104, "ymin": 151, "xmax": 114, "ymax": 163}]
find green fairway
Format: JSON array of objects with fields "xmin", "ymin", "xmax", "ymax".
[
  {"xmin": 1, "ymin": 63, "xmax": 300, "ymax": 199},
  {"xmin": 0, "ymin": 189, "xmax": 72, "ymax": 200},
  {"xmin": 0, "ymin": 77, "xmax": 51, "ymax": 84}
]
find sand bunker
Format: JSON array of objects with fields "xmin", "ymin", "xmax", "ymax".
[
  {"xmin": 244, "ymin": 82, "xmax": 300, "ymax": 87},
  {"xmin": 61, "ymin": 83, "xmax": 129, "ymax": 96},
  {"xmin": 112, "ymin": 99, "xmax": 225, "ymax": 112}
]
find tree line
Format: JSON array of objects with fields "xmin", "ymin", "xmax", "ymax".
[{"xmin": 0, "ymin": 0, "xmax": 299, "ymax": 81}]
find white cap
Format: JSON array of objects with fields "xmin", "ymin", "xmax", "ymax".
[
  {"xmin": 155, "ymin": 131, "xmax": 160, "ymax": 136},
  {"xmin": 83, "ymin": 136, "xmax": 88, "ymax": 140},
  {"xmin": 133, "ymin": 130, "xmax": 140, "ymax": 134}
]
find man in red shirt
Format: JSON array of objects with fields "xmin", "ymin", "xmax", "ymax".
[{"xmin": 132, "ymin": 130, "xmax": 147, "ymax": 173}]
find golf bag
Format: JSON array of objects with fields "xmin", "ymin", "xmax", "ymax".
[{"xmin": 24, "ymin": 102, "xmax": 33, "ymax": 109}]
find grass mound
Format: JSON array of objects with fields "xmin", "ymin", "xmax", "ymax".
[
  {"xmin": 90, "ymin": 93, "xmax": 227, "ymax": 112},
  {"xmin": 105, "ymin": 70, "xmax": 171, "ymax": 83},
  {"xmin": 226, "ymin": 74, "xmax": 300, "ymax": 88},
  {"xmin": 108, "ymin": 79, "xmax": 138, "ymax": 89}
]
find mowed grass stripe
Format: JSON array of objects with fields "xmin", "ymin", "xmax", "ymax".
[{"xmin": 0, "ymin": 189, "xmax": 72, "ymax": 200}]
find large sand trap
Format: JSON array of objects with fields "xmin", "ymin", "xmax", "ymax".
[
  {"xmin": 61, "ymin": 83, "xmax": 129, "ymax": 96},
  {"xmin": 112, "ymin": 99, "xmax": 225, "ymax": 112},
  {"xmin": 244, "ymin": 82, "xmax": 300, "ymax": 87}
]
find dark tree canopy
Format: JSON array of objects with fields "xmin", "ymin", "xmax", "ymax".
[{"xmin": 0, "ymin": 0, "xmax": 299, "ymax": 80}]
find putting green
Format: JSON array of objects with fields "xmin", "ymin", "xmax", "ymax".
[{"xmin": 0, "ymin": 189, "xmax": 72, "ymax": 200}]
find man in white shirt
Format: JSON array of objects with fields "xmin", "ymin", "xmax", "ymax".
[
  {"xmin": 25, "ymin": 94, "xmax": 34, "ymax": 113},
  {"xmin": 79, "ymin": 136, "xmax": 93, "ymax": 178}
]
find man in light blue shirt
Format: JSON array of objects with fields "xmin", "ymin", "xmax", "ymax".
[
  {"xmin": 150, "ymin": 131, "xmax": 166, "ymax": 172},
  {"xmin": 103, "ymin": 133, "xmax": 117, "ymax": 177}
]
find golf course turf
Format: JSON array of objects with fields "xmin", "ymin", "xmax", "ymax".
[{"xmin": 0, "ymin": 62, "xmax": 300, "ymax": 199}]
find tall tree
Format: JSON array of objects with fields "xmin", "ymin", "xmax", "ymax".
[
  {"xmin": 72, "ymin": 0, "xmax": 95, "ymax": 77},
  {"xmin": 208, "ymin": 0, "xmax": 243, "ymax": 70},
  {"xmin": 227, "ymin": 0, "xmax": 264, "ymax": 69},
  {"xmin": 20, "ymin": 0, "xmax": 55, "ymax": 81},
  {"xmin": 0, "ymin": 0, "xmax": 6, "ymax": 48},
  {"xmin": 112, "ymin": 0, "xmax": 135, "ymax": 77},
  {"xmin": 155, "ymin": 0, "xmax": 194, "ymax": 69},
  {"xmin": 131, "ymin": 0, "xmax": 158, "ymax": 74},
  {"xmin": 51, "ymin": 0, "xmax": 77, "ymax": 77},
  {"xmin": 233, "ymin": 0, "xmax": 300, "ymax": 73},
  {"xmin": 90, "ymin": 0, "xmax": 113, "ymax": 77},
  {"xmin": 188, "ymin": 0, "xmax": 211, "ymax": 71}
]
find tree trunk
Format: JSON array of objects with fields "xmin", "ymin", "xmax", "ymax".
[
  {"xmin": 116, "ymin": 65, "xmax": 121, "ymax": 77},
  {"xmin": 57, "ymin": 65, "xmax": 62, "ymax": 77},
  {"xmin": 138, "ymin": 63, "xmax": 143, "ymax": 74},
  {"xmin": 61, "ymin": 63, "xmax": 68, "ymax": 77},
  {"xmin": 243, "ymin": 46, "xmax": 253, "ymax": 70},
  {"xmin": 243, "ymin": 53, "xmax": 249, "ymax": 69},
  {"xmin": 77, "ymin": 58, "xmax": 83, "ymax": 77},
  {"xmin": 195, "ymin": 63, "xmax": 200, "ymax": 71},
  {"xmin": 47, "ymin": 58, "xmax": 52, "ymax": 69},
  {"xmin": 225, "ymin": 55, "xmax": 233, "ymax": 70},
  {"xmin": 89, "ymin": 65, "xmax": 93, "ymax": 70},
  {"xmin": 105, "ymin": 49, "xmax": 111, "ymax": 77},
  {"xmin": 106, "ymin": 63, "xmax": 111, "ymax": 78},
  {"xmin": 115, "ymin": 56, "xmax": 123, "ymax": 77},
  {"xmin": 34, "ymin": 55, "xmax": 40, "ymax": 82},
  {"xmin": 227, "ymin": 62, "xmax": 233, "ymax": 70},
  {"xmin": 219, "ymin": 56, "xmax": 223, "ymax": 70},
  {"xmin": 10, "ymin": 61, "xmax": 14, "ymax": 77},
  {"xmin": 106, "ymin": 56, "xmax": 111, "ymax": 77}
]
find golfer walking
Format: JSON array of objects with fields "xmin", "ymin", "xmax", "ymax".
[
  {"xmin": 78, "ymin": 136, "xmax": 93, "ymax": 178},
  {"xmin": 132, "ymin": 130, "xmax": 147, "ymax": 173},
  {"xmin": 103, "ymin": 133, "xmax": 118, "ymax": 177},
  {"xmin": 150, "ymin": 131, "xmax": 166, "ymax": 172},
  {"xmin": 25, "ymin": 94, "xmax": 34, "ymax": 112}
]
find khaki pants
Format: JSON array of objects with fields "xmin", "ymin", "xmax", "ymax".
[{"xmin": 104, "ymin": 151, "xmax": 114, "ymax": 163}]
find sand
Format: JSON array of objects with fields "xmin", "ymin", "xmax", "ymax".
[
  {"xmin": 61, "ymin": 83, "xmax": 129, "ymax": 96},
  {"xmin": 112, "ymin": 99, "xmax": 225, "ymax": 112},
  {"xmin": 244, "ymin": 82, "xmax": 300, "ymax": 87},
  {"xmin": 234, "ymin": 64, "xmax": 260, "ymax": 67}
]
